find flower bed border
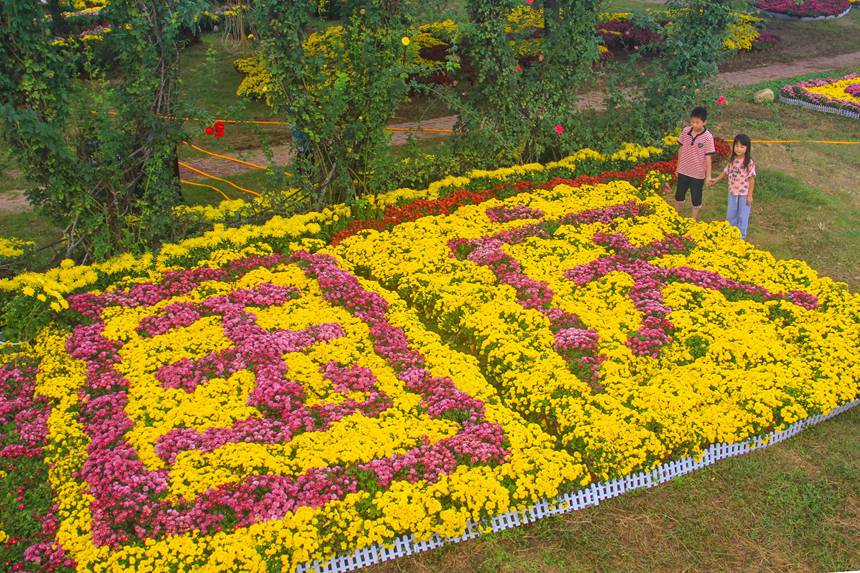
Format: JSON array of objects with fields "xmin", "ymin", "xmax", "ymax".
[
  {"xmin": 779, "ymin": 94, "xmax": 860, "ymax": 119},
  {"xmin": 296, "ymin": 398, "xmax": 859, "ymax": 573},
  {"xmin": 759, "ymin": 5, "xmax": 853, "ymax": 20}
]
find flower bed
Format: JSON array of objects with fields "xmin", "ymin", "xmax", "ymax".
[
  {"xmin": 756, "ymin": 0, "xmax": 853, "ymax": 18},
  {"xmin": 235, "ymin": 8, "xmax": 769, "ymax": 101},
  {"xmin": 1, "ymin": 151, "xmax": 857, "ymax": 572},
  {"xmin": 0, "ymin": 141, "xmax": 682, "ymax": 336},
  {"xmin": 780, "ymin": 73, "xmax": 860, "ymax": 118}
]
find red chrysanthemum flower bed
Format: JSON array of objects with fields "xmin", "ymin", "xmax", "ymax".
[{"xmin": 756, "ymin": 0, "xmax": 850, "ymax": 17}]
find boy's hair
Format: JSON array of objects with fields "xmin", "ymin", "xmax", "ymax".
[{"xmin": 690, "ymin": 106, "xmax": 708, "ymax": 121}]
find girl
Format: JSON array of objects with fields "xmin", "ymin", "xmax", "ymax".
[{"xmin": 710, "ymin": 134, "xmax": 756, "ymax": 239}]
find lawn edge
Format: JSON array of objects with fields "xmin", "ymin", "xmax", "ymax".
[{"xmin": 297, "ymin": 397, "xmax": 860, "ymax": 573}]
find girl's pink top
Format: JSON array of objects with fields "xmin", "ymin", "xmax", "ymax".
[{"xmin": 723, "ymin": 157, "xmax": 756, "ymax": 196}]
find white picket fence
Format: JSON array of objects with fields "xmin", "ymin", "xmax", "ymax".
[
  {"xmin": 779, "ymin": 95, "xmax": 860, "ymax": 120},
  {"xmin": 297, "ymin": 397, "xmax": 860, "ymax": 573},
  {"xmin": 761, "ymin": 6, "xmax": 854, "ymax": 20}
]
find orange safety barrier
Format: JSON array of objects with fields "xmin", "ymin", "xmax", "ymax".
[
  {"xmin": 184, "ymin": 142, "xmax": 270, "ymax": 170},
  {"xmin": 178, "ymin": 162, "xmax": 262, "ymax": 198},
  {"xmin": 179, "ymin": 179, "xmax": 231, "ymax": 201},
  {"xmin": 752, "ymin": 139, "xmax": 859, "ymax": 145}
]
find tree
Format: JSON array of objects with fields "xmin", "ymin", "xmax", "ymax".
[
  {"xmin": 599, "ymin": 0, "xmax": 735, "ymax": 146},
  {"xmin": 0, "ymin": 0, "xmax": 210, "ymax": 262},
  {"xmin": 250, "ymin": 0, "xmax": 416, "ymax": 208},
  {"xmin": 452, "ymin": 0, "xmax": 601, "ymax": 164}
]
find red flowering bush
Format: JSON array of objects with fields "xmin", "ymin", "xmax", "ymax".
[
  {"xmin": 756, "ymin": 0, "xmax": 850, "ymax": 17},
  {"xmin": 597, "ymin": 19, "xmax": 662, "ymax": 51},
  {"xmin": 330, "ymin": 159, "xmax": 679, "ymax": 246}
]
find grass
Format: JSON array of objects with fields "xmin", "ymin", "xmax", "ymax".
[
  {"xmin": 177, "ymin": 33, "xmax": 295, "ymax": 154},
  {"xmin": 0, "ymin": 210, "xmax": 64, "ymax": 269},
  {"xmin": 364, "ymin": 409, "xmax": 859, "ymax": 573},
  {"xmin": 604, "ymin": 0, "xmax": 666, "ymax": 12},
  {"xmin": 0, "ymin": 148, "xmax": 29, "ymax": 200},
  {"xmin": 721, "ymin": 9, "xmax": 860, "ymax": 73},
  {"xmin": 180, "ymin": 168, "xmax": 292, "ymax": 207},
  {"xmin": 698, "ymin": 72, "xmax": 860, "ymax": 289}
]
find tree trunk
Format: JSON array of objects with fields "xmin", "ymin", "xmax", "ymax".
[{"xmin": 543, "ymin": 0, "xmax": 559, "ymax": 39}]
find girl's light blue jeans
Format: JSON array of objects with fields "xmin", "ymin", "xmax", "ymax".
[{"xmin": 726, "ymin": 194, "xmax": 752, "ymax": 239}]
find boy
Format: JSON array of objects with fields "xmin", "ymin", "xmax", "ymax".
[{"xmin": 675, "ymin": 107, "xmax": 716, "ymax": 220}]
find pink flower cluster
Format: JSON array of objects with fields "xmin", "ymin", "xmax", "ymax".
[
  {"xmin": 450, "ymin": 200, "xmax": 654, "ymax": 388},
  {"xmin": 485, "ymin": 205, "xmax": 546, "ymax": 223},
  {"xmin": 554, "ymin": 328, "xmax": 600, "ymax": 353},
  {"xmin": 65, "ymin": 253, "xmax": 507, "ymax": 547},
  {"xmin": 137, "ymin": 283, "xmax": 299, "ymax": 338},
  {"xmin": 20, "ymin": 505, "xmax": 76, "ymax": 572},
  {"xmin": 293, "ymin": 251, "xmax": 493, "ymax": 425},
  {"xmin": 1, "ymin": 360, "xmax": 76, "ymax": 571},
  {"xmin": 845, "ymin": 84, "xmax": 860, "ymax": 98},
  {"xmin": 69, "ymin": 254, "xmax": 288, "ymax": 320},
  {"xmin": 565, "ymin": 232, "xmax": 819, "ymax": 357},
  {"xmin": 453, "ymin": 198, "xmax": 820, "ymax": 377},
  {"xmin": 756, "ymin": 0, "xmax": 850, "ymax": 17},
  {"xmin": 0, "ymin": 360, "xmax": 49, "ymax": 459}
]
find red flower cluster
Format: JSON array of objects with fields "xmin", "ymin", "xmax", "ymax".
[
  {"xmin": 331, "ymin": 189, "xmax": 495, "ymax": 245},
  {"xmin": 714, "ymin": 137, "xmax": 732, "ymax": 160},
  {"xmin": 756, "ymin": 0, "xmax": 849, "ymax": 17},
  {"xmin": 204, "ymin": 120, "xmax": 226, "ymax": 139}
]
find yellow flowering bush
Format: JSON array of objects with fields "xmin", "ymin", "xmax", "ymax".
[
  {"xmin": 0, "ymin": 237, "xmax": 34, "ymax": 260},
  {"xmin": 335, "ymin": 180, "xmax": 859, "ymax": 479},
  {"xmin": 506, "ymin": 6, "xmax": 764, "ymax": 53}
]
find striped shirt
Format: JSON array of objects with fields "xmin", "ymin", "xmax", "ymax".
[
  {"xmin": 677, "ymin": 126, "xmax": 716, "ymax": 180},
  {"xmin": 723, "ymin": 157, "xmax": 756, "ymax": 196}
]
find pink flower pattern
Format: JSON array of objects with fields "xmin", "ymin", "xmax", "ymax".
[
  {"xmin": 452, "ymin": 200, "xmax": 819, "ymax": 388},
  {"xmin": 63, "ymin": 252, "xmax": 508, "ymax": 547}
]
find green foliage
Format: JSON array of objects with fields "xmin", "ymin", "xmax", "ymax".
[
  {"xmin": 251, "ymin": 0, "xmax": 418, "ymax": 208},
  {"xmin": 0, "ymin": 1, "xmax": 211, "ymax": 263},
  {"xmin": 234, "ymin": 55, "xmax": 276, "ymax": 106},
  {"xmin": 597, "ymin": 1, "xmax": 738, "ymax": 146},
  {"xmin": 440, "ymin": 0, "xmax": 602, "ymax": 165}
]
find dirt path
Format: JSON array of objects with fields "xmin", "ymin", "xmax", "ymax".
[
  {"xmin": 717, "ymin": 50, "xmax": 860, "ymax": 86},
  {"xmin": 0, "ymin": 190, "xmax": 31, "ymax": 215}
]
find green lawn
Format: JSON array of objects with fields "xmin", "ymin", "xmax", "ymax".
[
  {"xmin": 180, "ymin": 167, "xmax": 292, "ymax": 207},
  {"xmin": 366, "ymin": 409, "xmax": 859, "ymax": 573},
  {"xmin": 702, "ymin": 71, "xmax": 860, "ymax": 290}
]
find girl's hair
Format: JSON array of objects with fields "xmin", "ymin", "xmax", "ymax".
[{"xmin": 732, "ymin": 133, "xmax": 752, "ymax": 169}]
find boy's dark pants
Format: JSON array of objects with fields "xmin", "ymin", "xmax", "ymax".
[{"xmin": 675, "ymin": 174, "xmax": 705, "ymax": 207}]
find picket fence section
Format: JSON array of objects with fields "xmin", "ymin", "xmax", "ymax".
[
  {"xmin": 779, "ymin": 95, "xmax": 860, "ymax": 120},
  {"xmin": 297, "ymin": 397, "xmax": 860, "ymax": 573}
]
